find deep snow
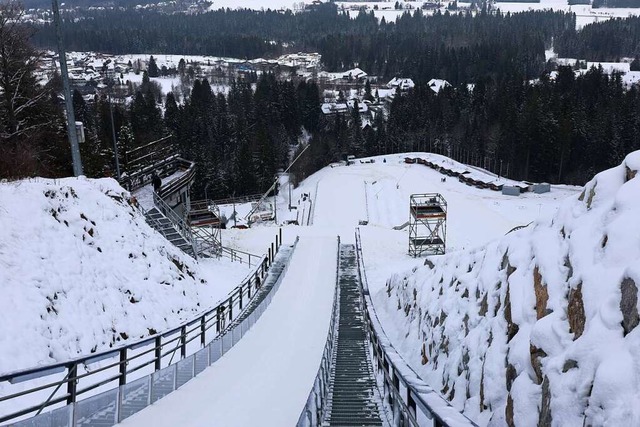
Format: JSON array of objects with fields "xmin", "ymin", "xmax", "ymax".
[
  {"xmin": 0, "ymin": 177, "xmax": 250, "ymax": 375},
  {"xmin": 2, "ymin": 152, "xmax": 588, "ymax": 425},
  {"xmin": 374, "ymin": 151, "xmax": 640, "ymax": 426}
]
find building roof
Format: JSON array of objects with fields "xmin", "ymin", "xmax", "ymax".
[
  {"xmin": 387, "ymin": 77, "xmax": 415, "ymax": 90},
  {"xmin": 428, "ymin": 78, "xmax": 451, "ymax": 93}
]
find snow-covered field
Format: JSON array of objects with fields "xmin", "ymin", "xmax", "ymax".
[{"xmin": 338, "ymin": 0, "xmax": 640, "ymax": 29}]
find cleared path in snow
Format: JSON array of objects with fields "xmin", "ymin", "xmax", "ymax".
[
  {"xmin": 313, "ymin": 171, "xmax": 367, "ymax": 228},
  {"xmin": 117, "ymin": 236, "xmax": 337, "ymax": 427}
]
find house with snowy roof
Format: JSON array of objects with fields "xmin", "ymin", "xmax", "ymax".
[
  {"xmin": 428, "ymin": 78, "xmax": 451, "ymax": 93},
  {"xmin": 341, "ymin": 68, "xmax": 367, "ymax": 81},
  {"xmin": 387, "ymin": 77, "xmax": 415, "ymax": 91}
]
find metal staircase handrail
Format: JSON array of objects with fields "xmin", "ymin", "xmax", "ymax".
[
  {"xmin": 0, "ymin": 232, "xmax": 289, "ymax": 425},
  {"xmin": 153, "ymin": 191, "xmax": 198, "ymax": 258},
  {"xmin": 354, "ymin": 228, "xmax": 478, "ymax": 427}
]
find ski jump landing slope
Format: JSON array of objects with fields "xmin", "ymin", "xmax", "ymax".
[{"xmin": 118, "ymin": 236, "xmax": 337, "ymax": 427}]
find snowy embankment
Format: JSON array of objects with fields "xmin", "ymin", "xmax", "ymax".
[
  {"xmin": 0, "ymin": 177, "xmax": 243, "ymax": 375},
  {"xmin": 375, "ymin": 151, "xmax": 640, "ymax": 426}
]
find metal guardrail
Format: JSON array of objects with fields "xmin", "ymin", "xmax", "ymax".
[
  {"xmin": 212, "ymin": 193, "xmax": 263, "ymax": 207},
  {"xmin": 220, "ymin": 246, "xmax": 261, "ymax": 268},
  {"xmin": 159, "ymin": 159, "xmax": 196, "ymax": 200},
  {"xmin": 297, "ymin": 236, "xmax": 341, "ymax": 426},
  {"xmin": 354, "ymin": 228, "xmax": 478, "ymax": 427},
  {"xmin": 0, "ymin": 232, "xmax": 291, "ymax": 426},
  {"xmin": 153, "ymin": 191, "xmax": 198, "ymax": 259}
]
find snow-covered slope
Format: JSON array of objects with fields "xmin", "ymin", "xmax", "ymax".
[
  {"xmin": 0, "ymin": 177, "xmax": 224, "ymax": 374},
  {"xmin": 375, "ymin": 151, "xmax": 640, "ymax": 426}
]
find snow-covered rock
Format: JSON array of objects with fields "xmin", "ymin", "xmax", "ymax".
[
  {"xmin": 0, "ymin": 177, "xmax": 211, "ymax": 374},
  {"xmin": 376, "ymin": 151, "xmax": 640, "ymax": 426}
]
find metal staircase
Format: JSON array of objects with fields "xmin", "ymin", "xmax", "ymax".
[
  {"xmin": 324, "ymin": 244, "xmax": 384, "ymax": 426},
  {"xmin": 144, "ymin": 207, "xmax": 196, "ymax": 258}
]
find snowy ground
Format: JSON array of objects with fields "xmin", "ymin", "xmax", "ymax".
[
  {"xmin": 118, "ymin": 236, "xmax": 337, "ymax": 427},
  {"xmin": 0, "ymin": 177, "xmax": 251, "ymax": 376},
  {"xmin": 2, "ymin": 153, "xmax": 583, "ymax": 424},
  {"xmin": 224, "ymin": 152, "xmax": 579, "ymax": 297},
  {"xmin": 371, "ymin": 152, "xmax": 640, "ymax": 425},
  {"xmin": 338, "ymin": 0, "xmax": 640, "ymax": 29}
]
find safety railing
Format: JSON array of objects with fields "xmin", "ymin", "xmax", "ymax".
[
  {"xmin": 158, "ymin": 159, "xmax": 196, "ymax": 200},
  {"xmin": 296, "ymin": 236, "xmax": 341, "ymax": 426},
  {"xmin": 354, "ymin": 228, "xmax": 478, "ymax": 427},
  {"xmin": 212, "ymin": 193, "xmax": 263, "ymax": 206},
  {"xmin": 220, "ymin": 246, "xmax": 261, "ymax": 269},
  {"xmin": 153, "ymin": 191, "xmax": 198, "ymax": 258},
  {"xmin": 0, "ymin": 231, "xmax": 292, "ymax": 427}
]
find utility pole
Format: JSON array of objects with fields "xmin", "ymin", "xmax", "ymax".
[
  {"xmin": 108, "ymin": 92, "xmax": 121, "ymax": 179},
  {"xmin": 288, "ymin": 173, "xmax": 292, "ymax": 211},
  {"xmin": 52, "ymin": 0, "xmax": 83, "ymax": 176}
]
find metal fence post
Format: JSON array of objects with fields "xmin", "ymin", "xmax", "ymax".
[
  {"xmin": 180, "ymin": 326, "xmax": 187, "ymax": 359},
  {"xmin": 66, "ymin": 363, "xmax": 77, "ymax": 405},
  {"xmin": 200, "ymin": 315, "xmax": 206, "ymax": 347},
  {"xmin": 119, "ymin": 348, "xmax": 127, "ymax": 386},
  {"xmin": 155, "ymin": 336, "xmax": 162, "ymax": 371}
]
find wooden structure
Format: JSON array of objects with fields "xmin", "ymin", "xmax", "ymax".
[{"xmin": 409, "ymin": 193, "xmax": 447, "ymax": 257}]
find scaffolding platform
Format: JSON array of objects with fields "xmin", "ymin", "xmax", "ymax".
[
  {"xmin": 411, "ymin": 204, "xmax": 446, "ymax": 219},
  {"xmin": 188, "ymin": 204, "xmax": 222, "ymax": 228},
  {"xmin": 188, "ymin": 199, "xmax": 222, "ymax": 256},
  {"xmin": 409, "ymin": 193, "xmax": 447, "ymax": 257},
  {"xmin": 410, "ymin": 236, "xmax": 445, "ymax": 246}
]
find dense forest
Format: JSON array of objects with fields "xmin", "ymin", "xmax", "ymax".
[
  {"xmin": 555, "ymin": 16, "xmax": 640, "ymax": 60},
  {"xmin": 32, "ymin": 4, "xmax": 640, "ymax": 82},
  {"xmin": 4, "ymin": 2, "xmax": 640, "ymax": 191},
  {"xmin": 158, "ymin": 67, "xmax": 639, "ymax": 192},
  {"xmin": 33, "ymin": 6, "xmax": 575, "ymax": 84},
  {"xmin": 67, "ymin": 71, "xmax": 322, "ymax": 199},
  {"xmin": 373, "ymin": 66, "xmax": 640, "ymax": 184}
]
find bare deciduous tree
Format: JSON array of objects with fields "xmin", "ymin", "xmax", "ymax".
[{"xmin": 0, "ymin": 1, "xmax": 67, "ymax": 178}]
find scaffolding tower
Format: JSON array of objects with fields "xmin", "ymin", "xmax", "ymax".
[
  {"xmin": 188, "ymin": 199, "xmax": 222, "ymax": 257},
  {"xmin": 408, "ymin": 193, "xmax": 447, "ymax": 257}
]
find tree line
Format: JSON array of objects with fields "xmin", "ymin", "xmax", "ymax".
[
  {"xmin": 31, "ymin": 6, "xmax": 578, "ymax": 84},
  {"xmin": 4, "ymin": 1, "xmax": 640, "ymax": 190},
  {"xmin": 555, "ymin": 16, "xmax": 640, "ymax": 61},
  {"xmin": 302, "ymin": 66, "xmax": 640, "ymax": 185}
]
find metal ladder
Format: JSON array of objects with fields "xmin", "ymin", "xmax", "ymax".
[{"xmin": 324, "ymin": 244, "xmax": 384, "ymax": 426}]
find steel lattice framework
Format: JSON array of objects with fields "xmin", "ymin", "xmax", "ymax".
[{"xmin": 408, "ymin": 193, "xmax": 447, "ymax": 257}]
